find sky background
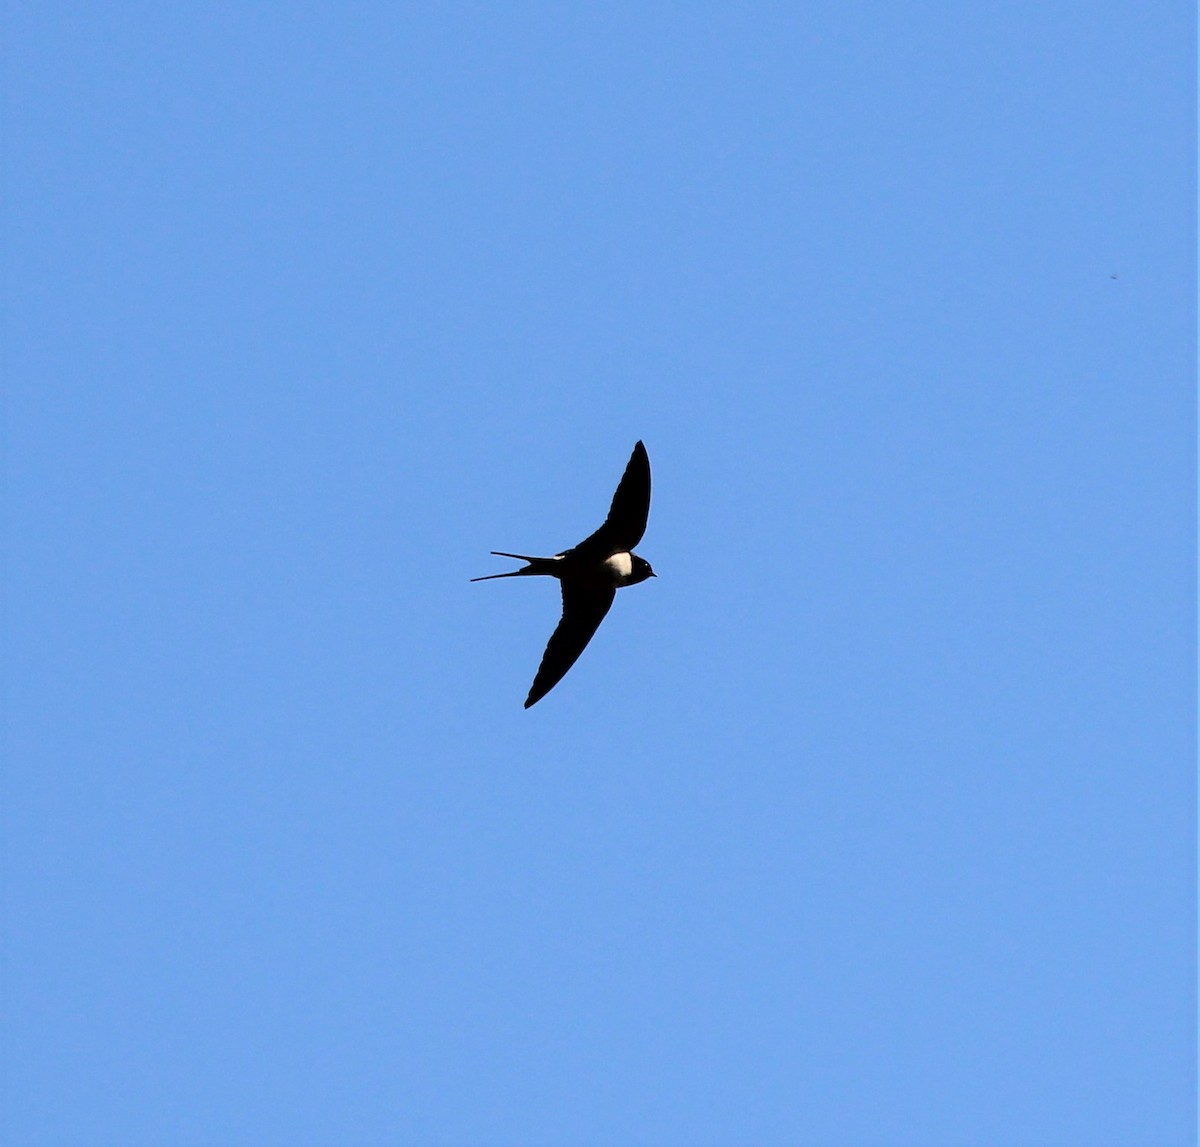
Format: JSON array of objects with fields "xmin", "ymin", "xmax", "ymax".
[{"xmin": 4, "ymin": 4, "xmax": 1195, "ymax": 1146}]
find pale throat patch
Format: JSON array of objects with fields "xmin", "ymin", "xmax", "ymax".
[{"xmin": 605, "ymin": 552, "xmax": 634, "ymax": 581}]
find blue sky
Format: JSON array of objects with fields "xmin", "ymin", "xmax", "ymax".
[{"xmin": 5, "ymin": 4, "xmax": 1194, "ymax": 1145}]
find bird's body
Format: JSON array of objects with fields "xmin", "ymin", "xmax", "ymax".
[{"xmin": 472, "ymin": 441, "xmax": 656, "ymax": 708}]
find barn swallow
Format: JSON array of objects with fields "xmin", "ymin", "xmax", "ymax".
[{"xmin": 472, "ymin": 440, "xmax": 656, "ymax": 708}]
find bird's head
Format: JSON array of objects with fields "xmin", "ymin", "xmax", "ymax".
[{"xmin": 629, "ymin": 554, "xmax": 656, "ymax": 585}]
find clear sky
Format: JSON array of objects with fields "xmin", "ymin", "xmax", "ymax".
[{"xmin": 5, "ymin": 5, "xmax": 1195, "ymax": 1146}]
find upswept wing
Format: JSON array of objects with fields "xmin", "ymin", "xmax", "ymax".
[
  {"xmin": 524, "ymin": 583, "xmax": 616, "ymax": 708},
  {"xmin": 567, "ymin": 440, "xmax": 651, "ymax": 560}
]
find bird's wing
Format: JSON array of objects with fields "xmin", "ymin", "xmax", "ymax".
[
  {"xmin": 524, "ymin": 582, "xmax": 616, "ymax": 708},
  {"xmin": 567, "ymin": 441, "xmax": 651, "ymax": 559}
]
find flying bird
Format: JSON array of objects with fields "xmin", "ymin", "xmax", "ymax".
[{"xmin": 472, "ymin": 440, "xmax": 656, "ymax": 708}]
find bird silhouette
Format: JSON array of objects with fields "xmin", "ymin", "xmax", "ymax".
[{"xmin": 473, "ymin": 441, "xmax": 656, "ymax": 708}]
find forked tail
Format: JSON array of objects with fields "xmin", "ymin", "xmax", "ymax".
[{"xmin": 470, "ymin": 551, "xmax": 559, "ymax": 582}]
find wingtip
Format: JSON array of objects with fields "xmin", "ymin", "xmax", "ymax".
[{"xmin": 524, "ymin": 681, "xmax": 552, "ymax": 708}]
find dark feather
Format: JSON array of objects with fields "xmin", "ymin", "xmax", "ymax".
[
  {"xmin": 524, "ymin": 583, "xmax": 616, "ymax": 708},
  {"xmin": 567, "ymin": 440, "xmax": 651, "ymax": 559}
]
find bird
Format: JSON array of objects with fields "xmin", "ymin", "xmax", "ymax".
[{"xmin": 472, "ymin": 440, "xmax": 656, "ymax": 708}]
